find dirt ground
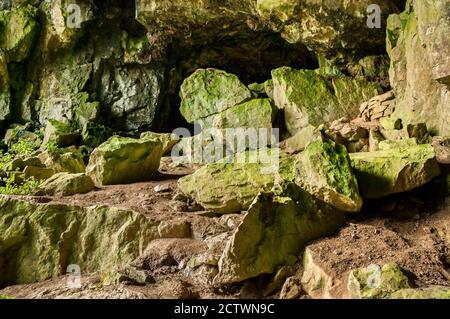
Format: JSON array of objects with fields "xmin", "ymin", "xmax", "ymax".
[{"xmin": 1, "ymin": 158, "xmax": 450, "ymax": 299}]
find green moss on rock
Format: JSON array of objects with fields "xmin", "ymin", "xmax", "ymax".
[
  {"xmin": 271, "ymin": 67, "xmax": 380, "ymax": 135},
  {"xmin": 350, "ymin": 144, "xmax": 440, "ymax": 199},
  {"xmin": 0, "ymin": 196, "xmax": 159, "ymax": 285},
  {"xmin": 179, "ymin": 69, "xmax": 253, "ymax": 124},
  {"xmin": 295, "ymin": 140, "xmax": 362, "ymax": 213},
  {"xmin": 86, "ymin": 136, "xmax": 163, "ymax": 186}
]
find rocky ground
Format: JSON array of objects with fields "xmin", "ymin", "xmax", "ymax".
[{"xmin": 1, "ymin": 157, "xmax": 449, "ymax": 299}]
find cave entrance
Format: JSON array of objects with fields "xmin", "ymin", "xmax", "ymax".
[{"xmin": 154, "ymin": 31, "xmax": 318, "ymax": 134}]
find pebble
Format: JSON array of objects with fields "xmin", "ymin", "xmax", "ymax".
[{"xmin": 154, "ymin": 184, "xmax": 171, "ymax": 193}]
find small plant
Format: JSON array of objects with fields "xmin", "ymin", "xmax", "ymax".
[
  {"xmin": 44, "ymin": 142, "xmax": 60, "ymax": 154},
  {"xmin": 0, "ymin": 295, "xmax": 13, "ymax": 299},
  {"xmin": 0, "ymin": 176, "xmax": 41, "ymax": 195},
  {"xmin": 9, "ymin": 139, "xmax": 37, "ymax": 156}
]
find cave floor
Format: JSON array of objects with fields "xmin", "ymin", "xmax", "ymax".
[{"xmin": 1, "ymin": 158, "xmax": 449, "ymax": 299}]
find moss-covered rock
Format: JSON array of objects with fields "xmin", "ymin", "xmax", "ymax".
[
  {"xmin": 86, "ymin": 136, "xmax": 163, "ymax": 186},
  {"xmin": 179, "ymin": 69, "xmax": 253, "ymax": 124},
  {"xmin": 178, "ymin": 152, "xmax": 288, "ymax": 214},
  {"xmin": 348, "ymin": 263, "xmax": 411, "ymax": 299},
  {"xmin": 38, "ymin": 172, "xmax": 95, "ymax": 196},
  {"xmin": 0, "ymin": 196, "xmax": 159, "ymax": 285},
  {"xmin": 38, "ymin": 149, "xmax": 86, "ymax": 174},
  {"xmin": 215, "ymin": 185, "xmax": 345, "ymax": 284},
  {"xmin": 294, "ymin": 140, "xmax": 362, "ymax": 213},
  {"xmin": 350, "ymin": 144, "xmax": 440, "ymax": 199},
  {"xmin": 0, "ymin": 54, "xmax": 10, "ymax": 121},
  {"xmin": 81, "ymin": 122, "xmax": 111, "ymax": 149},
  {"xmin": 140, "ymin": 131, "xmax": 180, "ymax": 155},
  {"xmin": 42, "ymin": 120, "xmax": 81, "ymax": 147},
  {"xmin": 272, "ymin": 67, "xmax": 380, "ymax": 135},
  {"xmin": 0, "ymin": 5, "xmax": 39, "ymax": 62},
  {"xmin": 199, "ymin": 98, "xmax": 276, "ymax": 130},
  {"xmin": 387, "ymin": 2, "xmax": 450, "ymax": 136},
  {"xmin": 390, "ymin": 287, "xmax": 450, "ymax": 299}
]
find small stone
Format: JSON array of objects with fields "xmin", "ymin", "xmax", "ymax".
[{"xmin": 154, "ymin": 184, "xmax": 171, "ymax": 193}]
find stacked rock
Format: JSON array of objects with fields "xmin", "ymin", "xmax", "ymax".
[{"xmin": 359, "ymin": 90, "xmax": 396, "ymax": 122}]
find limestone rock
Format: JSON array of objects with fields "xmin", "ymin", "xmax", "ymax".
[
  {"xmin": 86, "ymin": 136, "xmax": 163, "ymax": 186},
  {"xmin": 350, "ymin": 144, "xmax": 441, "ymax": 199},
  {"xmin": 432, "ymin": 136, "xmax": 450, "ymax": 165},
  {"xmin": 23, "ymin": 166, "xmax": 54, "ymax": 181},
  {"xmin": 215, "ymin": 187, "xmax": 345, "ymax": 284},
  {"xmin": 38, "ymin": 172, "xmax": 95, "ymax": 196},
  {"xmin": 0, "ymin": 54, "xmax": 10, "ymax": 121},
  {"xmin": 98, "ymin": 64, "xmax": 165, "ymax": 131},
  {"xmin": 42, "ymin": 120, "xmax": 81, "ymax": 147},
  {"xmin": 199, "ymin": 98, "xmax": 276, "ymax": 130},
  {"xmin": 38, "ymin": 149, "xmax": 86, "ymax": 174},
  {"xmin": 387, "ymin": 2, "xmax": 450, "ymax": 136},
  {"xmin": 0, "ymin": 5, "xmax": 39, "ymax": 62},
  {"xmin": 294, "ymin": 140, "xmax": 362, "ymax": 213},
  {"xmin": 177, "ymin": 153, "xmax": 286, "ymax": 214},
  {"xmin": 272, "ymin": 67, "xmax": 380, "ymax": 135},
  {"xmin": 0, "ymin": 197, "xmax": 160, "ymax": 285},
  {"xmin": 140, "ymin": 131, "xmax": 181, "ymax": 155},
  {"xmin": 391, "ymin": 287, "xmax": 450, "ymax": 299},
  {"xmin": 180, "ymin": 69, "xmax": 252, "ymax": 124},
  {"xmin": 359, "ymin": 90, "xmax": 396, "ymax": 122},
  {"xmin": 348, "ymin": 263, "xmax": 411, "ymax": 299}
]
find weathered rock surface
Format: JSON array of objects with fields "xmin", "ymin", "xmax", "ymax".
[
  {"xmin": 180, "ymin": 69, "xmax": 253, "ymax": 124},
  {"xmin": 199, "ymin": 98, "xmax": 276, "ymax": 130},
  {"xmin": 348, "ymin": 263, "xmax": 411, "ymax": 299},
  {"xmin": 215, "ymin": 186, "xmax": 345, "ymax": 284},
  {"xmin": 178, "ymin": 153, "xmax": 287, "ymax": 214},
  {"xmin": 38, "ymin": 172, "xmax": 95, "ymax": 196},
  {"xmin": 86, "ymin": 136, "xmax": 163, "ymax": 186},
  {"xmin": 387, "ymin": 1, "xmax": 450, "ymax": 136},
  {"xmin": 350, "ymin": 144, "xmax": 440, "ymax": 198},
  {"xmin": 0, "ymin": 197, "xmax": 159, "ymax": 285},
  {"xmin": 272, "ymin": 67, "xmax": 380, "ymax": 135},
  {"xmin": 294, "ymin": 140, "xmax": 362, "ymax": 213}
]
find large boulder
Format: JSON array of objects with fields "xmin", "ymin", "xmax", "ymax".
[
  {"xmin": 178, "ymin": 151, "xmax": 290, "ymax": 214},
  {"xmin": 180, "ymin": 69, "xmax": 252, "ymax": 124},
  {"xmin": 350, "ymin": 144, "xmax": 440, "ymax": 199},
  {"xmin": 86, "ymin": 136, "xmax": 163, "ymax": 186},
  {"xmin": 38, "ymin": 172, "xmax": 95, "ymax": 196},
  {"xmin": 272, "ymin": 67, "xmax": 380, "ymax": 135},
  {"xmin": 348, "ymin": 263, "xmax": 411, "ymax": 299},
  {"xmin": 387, "ymin": 1, "xmax": 450, "ymax": 136},
  {"xmin": 294, "ymin": 140, "xmax": 362, "ymax": 213},
  {"xmin": 215, "ymin": 185, "xmax": 345, "ymax": 284},
  {"xmin": 0, "ymin": 197, "xmax": 160, "ymax": 285},
  {"xmin": 199, "ymin": 98, "xmax": 277, "ymax": 130},
  {"xmin": 0, "ymin": 5, "xmax": 40, "ymax": 62}
]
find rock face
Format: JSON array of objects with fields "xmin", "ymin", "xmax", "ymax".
[
  {"xmin": 136, "ymin": 0, "xmax": 400, "ymax": 61},
  {"xmin": 272, "ymin": 67, "xmax": 380, "ymax": 135},
  {"xmin": 294, "ymin": 140, "xmax": 362, "ymax": 213},
  {"xmin": 38, "ymin": 173, "xmax": 95, "ymax": 196},
  {"xmin": 86, "ymin": 136, "xmax": 163, "ymax": 186},
  {"xmin": 215, "ymin": 186, "xmax": 345, "ymax": 284},
  {"xmin": 0, "ymin": 197, "xmax": 159, "ymax": 286},
  {"xmin": 180, "ymin": 69, "xmax": 253, "ymax": 125},
  {"xmin": 350, "ymin": 144, "xmax": 440, "ymax": 199},
  {"xmin": 387, "ymin": 1, "xmax": 450, "ymax": 136}
]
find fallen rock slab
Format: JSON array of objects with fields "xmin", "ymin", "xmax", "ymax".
[
  {"xmin": 350, "ymin": 144, "xmax": 440, "ymax": 198},
  {"xmin": 38, "ymin": 172, "xmax": 95, "ymax": 196}
]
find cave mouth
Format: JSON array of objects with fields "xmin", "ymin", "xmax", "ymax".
[{"xmin": 154, "ymin": 31, "xmax": 318, "ymax": 134}]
